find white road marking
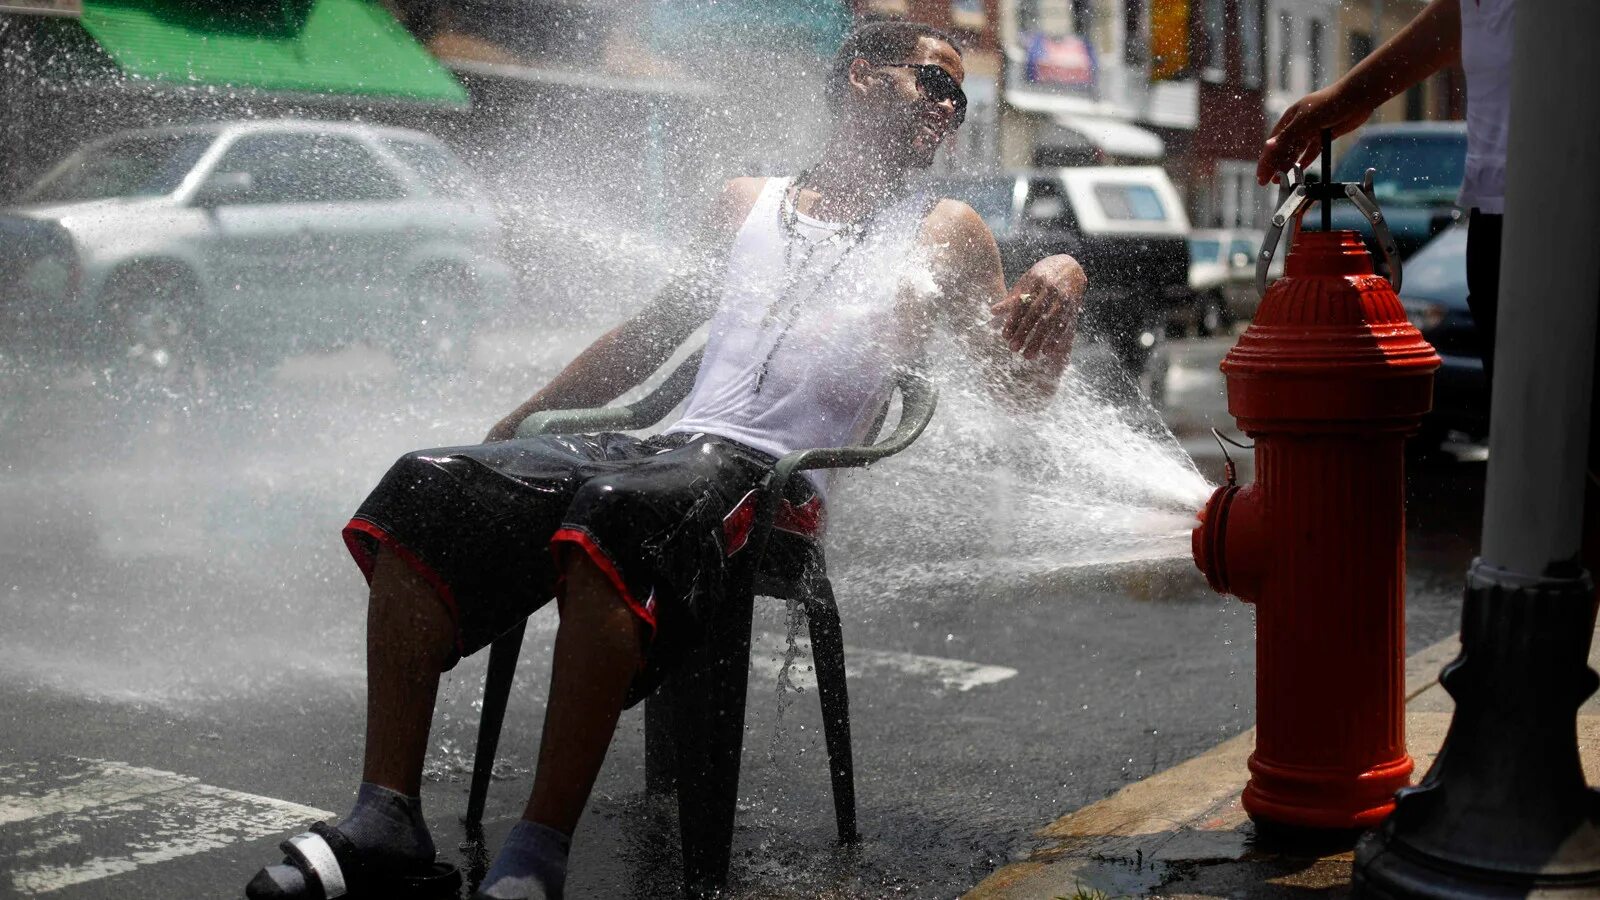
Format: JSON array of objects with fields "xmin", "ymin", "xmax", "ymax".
[
  {"xmin": 750, "ymin": 632, "xmax": 1018, "ymax": 693},
  {"xmin": 0, "ymin": 758, "xmax": 333, "ymax": 896},
  {"xmin": 0, "ymin": 761, "xmax": 195, "ymax": 827}
]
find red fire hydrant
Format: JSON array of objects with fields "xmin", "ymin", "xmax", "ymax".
[{"xmin": 1192, "ymin": 164, "xmax": 1440, "ymax": 830}]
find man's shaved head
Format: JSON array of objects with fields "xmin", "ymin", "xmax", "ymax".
[{"xmin": 825, "ymin": 21, "xmax": 963, "ymax": 111}]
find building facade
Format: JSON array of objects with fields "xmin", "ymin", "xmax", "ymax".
[{"xmin": 1333, "ymin": 0, "xmax": 1464, "ymax": 129}]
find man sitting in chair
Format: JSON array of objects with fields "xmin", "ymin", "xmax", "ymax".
[{"xmin": 246, "ymin": 20, "xmax": 1086, "ymax": 900}]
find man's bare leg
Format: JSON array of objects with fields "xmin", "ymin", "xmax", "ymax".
[
  {"xmin": 363, "ymin": 544, "xmax": 458, "ymax": 794},
  {"xmin": 526, "ymin": 551, "xmax": 646, "ymax": 830},
  {"xmin": 477, "ymin": 552, "xmax": 645, "ymax": 899},
  {"xmin": 247, "ymin": 546, "xmax": 457, "ymax": 898}
]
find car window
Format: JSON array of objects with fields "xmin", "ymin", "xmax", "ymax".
[
  {"xmin": 1403, "ymin": 224, "xmax": 1469, "ymax": 301},
  {"xmin": 1189, "ymin": 239, "xmax": 1221, "ymax": 263},
  {"xmin": 1333, "ymin": 133, "xmax": 1466, "ymax": 205},
  {"xmin": 381, "ymin": 139, "xmax": 484, "ymax": 201},
  {"xmin": 924, "ymin": 178, "xmax": 1016, "ymax": 235},
  {"xmin": 23, "ymin": 132, "xmax": 214, "ymax": 204},
  {"xmin": 211, "ymin": 133, "xmax": 406, "ymax": 204},
  {"xmin": 1023, "ymin": 181, "xmax": 1071, "ymax": 226},
  {"xmin": 1092, "ymin": 183, "xmax": 1167, "ymax": 221}
]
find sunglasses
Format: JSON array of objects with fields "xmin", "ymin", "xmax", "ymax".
[{"xmin": 877, "ymin": 63, "xmax": 967, "ymax": 127}]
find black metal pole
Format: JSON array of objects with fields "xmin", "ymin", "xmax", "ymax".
[
  {"xmin": 1321, "ymin": 128, "xmax": 1333, "ymax": 232},
  {"xmin": 1352, "ymin": 0, "xmax": 1600, "ymax": 895}
]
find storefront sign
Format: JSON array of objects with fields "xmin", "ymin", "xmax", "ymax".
[
  {"xmin": 1025, "ymin": 32, "xmax": 1096, "ymax": 89},
  {"xmin": 0, "ymin": 0, "xmax": 82, "ymax": 16},
  {"xmin": 1149, "ymin": 0, "xmax": 1189, "ymax": 81}
]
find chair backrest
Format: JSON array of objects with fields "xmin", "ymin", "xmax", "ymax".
[
  {"xmin": 517, "ymin": 347, "xmax": 705, "ymax": 438},
  {"xmin": 517, "ymin": 343, "xmax": 937, "ymax": 464}
]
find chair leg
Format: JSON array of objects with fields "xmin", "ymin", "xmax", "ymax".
[
  {"xmin": 806, "ymin": 579, "xmax": 859, "ymax": 845},
  {"xmin": 644, "ymin": 685, "xmax": 677, "ymax": 795},
  {"xmin": 467, "ymin": 619, "xmax": 527, "ymax": 827},
  {"xmin": 673, "ymin": 591, "xmax": 755, "ymax": 898}
]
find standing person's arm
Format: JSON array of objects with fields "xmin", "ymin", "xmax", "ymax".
[
  {"xmin": 484, "ymin": 177, "xmax": 764, "ymax": 441},
  {"xmin": 1258, "ymin": 0, "xmax": 1462, "ymax": 184},
  {"xmin": 919, "ymin": 200, "xmax": 1085, "ymax": 410}
]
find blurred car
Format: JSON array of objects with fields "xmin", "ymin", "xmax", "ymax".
[
  {"xmin": 923, "ymin": 166, "xmax": 1191, "ymax": 401},
  {"xmin": 1185, "ymin": 228, "xmax": 1284, "ymax": 335},
  {"xmin": 1, "ymin": 120, "xmax": 514, "ymax": 373},
  {"xmin": 1397, "ymin": 222, "xmax": 1488, "ymax": 443},
  {"xmin": 1307, "ymin": 121, "xmax": 1467, "ymax": 260},
  {"xmin": 0, "ymin": 215, "xmax": 79, "ymax": 337}
]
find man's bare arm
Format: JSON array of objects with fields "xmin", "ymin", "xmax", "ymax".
[
  {"xmin": 1258, "ymin": 0, "xmax": 1460, "ymax": 183},
  {"xmin": 921, "ymin": 200, "xmax": 1083, "ymax": 410},
  {"xmin": 485, "ymin": 177, "xmax": 765, "ymax": 441}
]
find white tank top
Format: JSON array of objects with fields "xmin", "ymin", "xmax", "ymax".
[
  {"xmin": 1459, "ymin": 0, "xmax": 1515, "ymax": 214},
  {"xmin": 665, "ymin": 176, "xmax": 935, "ymax": 494}
]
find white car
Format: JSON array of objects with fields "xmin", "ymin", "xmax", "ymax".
[
  {"xmin": 3, "ymin": 119, "xmax": 514, "ymax": 372},
  {"xmin": 1186, "ymin": 228, "xmax": 1282, "ymax": 334}
]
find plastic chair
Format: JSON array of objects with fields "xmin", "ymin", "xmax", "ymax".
[{"xmin": 464, "ymin": 345, "xmax": 938, "ymax": 897}]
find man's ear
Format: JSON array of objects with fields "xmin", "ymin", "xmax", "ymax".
[{"xmin": 846, "ymin": 57, "xmax": 879, "ymax": 102}]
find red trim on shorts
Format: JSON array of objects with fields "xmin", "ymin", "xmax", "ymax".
[
  {"xmin": 722, "ymin": 489, "xmax": 760, "ymax": 556},
  {"xmin": 342, "ymin": 518, "xmax": 466, "ymax": 656},
  {"xmin": 550, "ymin": 526, "xmax": 659, "ymax": 633},
  {"xmin": 778, "ymin": 494, "xmax": 824, "ymax": 537},
  {"xmin": 721, "ymin": 491, "xmax": 826, "ymax": 556}
]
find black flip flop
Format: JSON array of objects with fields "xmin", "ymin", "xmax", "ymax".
[{"xmin": 245, "ymin": 822, "xmax": 461, "ymax": 899}]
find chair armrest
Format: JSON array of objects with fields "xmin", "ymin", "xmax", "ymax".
[
  {"xmin": 516, "ymin": 348, "xmax": 705, "ymax": 438},
  {"xmin": 767, "ymin": 368, "xmax": 938, "ymax": 489},
  {"xmin": 744, "ymin": 369, "xmax": 936, "ymax": 575}
]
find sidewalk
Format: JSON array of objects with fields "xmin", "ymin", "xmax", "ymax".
[{"xmin": 966, "ymin": 629, "xmax": 1600, "ymax": 899}]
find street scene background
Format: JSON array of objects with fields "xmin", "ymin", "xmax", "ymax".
[{"xmin": 0, "ymin": 1, "xmax": 1487, "ymax": 897}]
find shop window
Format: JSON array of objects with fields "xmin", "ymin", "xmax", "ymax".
[
  {"xmin": 1277, "ymin": 12, "xmax": 1293, "ymax": 91},
  {"xmin": 1215, "ymin": 160, "xmax": 1264, "ymax": 228},
  {"xmin": 1200, "ymin": 0, "xmax": 1227, "ymax": 80},
  {"xmin": 1349, "ymin": 30, "xmax": 1373, "ymax": 69},
  {"xmin": 1124, "ymin": 0, "xmax": 1146, "ymax": 66},
  {"xmin": 1239, "ymin": 0, "xmax": 1263, "ymax": 89},
  {"xmin": 1309, "ymin": 19, "xmax": 1325, "ymax": 87}
]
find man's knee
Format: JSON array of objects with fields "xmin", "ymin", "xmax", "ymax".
[
  {"xmin": 554, "ymin": 552, "xmax": 647, "ymax": 662},
  {"xmin": 369, "ymin": 544, "xmax": 458, "ymax": 663},
  {"xmin": 561, "ymin": 551, "xmax": 634, "ymax": 619}
]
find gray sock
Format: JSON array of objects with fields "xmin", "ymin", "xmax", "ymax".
[
  {"xmin": 248, "ymin": 783, "xmax": 435, "ymax": 898},
  {"xmin": 337, "ymin": 782, "xmax": 436, "ymax": 863},
  {"xmin": 478, "ymin": 820, "xmax": 570, "ymax": 900}
]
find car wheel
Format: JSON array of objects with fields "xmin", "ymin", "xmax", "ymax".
[
  {"xmin": 1137, "ymin": 325, "xmax": 1170, "ymax": 410},
  {"xmin": 1198, "ymin": 292, "xmax": 1229, "ymax": 337},
  {"xmin": 394, "ymin": 266, "xmax": 477, "ymax": 370},
  {"xmin": 1407, "ymin": 421, "xmax": 1455, "ymax": 466},
  {"xmin": 1101, "ymin": 313, "xmax": 1169, "ymax": 410},
  {"xmin": 99, "ymin": 268, "xmax": 207, "ymax": 390}
]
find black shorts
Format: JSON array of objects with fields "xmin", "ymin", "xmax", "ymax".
[{"xmin": 342, "ymin": 431, "xmax": 822, "ymax": 704}]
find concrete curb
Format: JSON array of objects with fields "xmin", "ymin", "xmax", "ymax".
[{"xmin": 966, "ymin": 630, "xmax": 1600, "ymax": 899}]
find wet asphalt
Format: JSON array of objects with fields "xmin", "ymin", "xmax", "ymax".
[{"xmin": 0, "ymin": 330, "xmax": 1486, "ymax": 899}]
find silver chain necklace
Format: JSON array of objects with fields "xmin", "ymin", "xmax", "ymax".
[{"xmin": 753, "ymin": 171, "xmax": 883, "ymax": 393}]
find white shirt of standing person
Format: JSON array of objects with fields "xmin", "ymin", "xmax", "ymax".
[{"xmin": 1460, "ymin": 0, "xmax": 1514, "ymax": 214}]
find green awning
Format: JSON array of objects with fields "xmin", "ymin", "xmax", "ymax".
[{"xmin": 77, "ymin": 0, "xmax": 468, "ymax": 106}]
